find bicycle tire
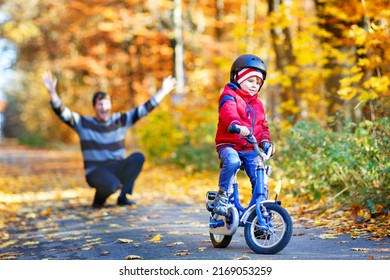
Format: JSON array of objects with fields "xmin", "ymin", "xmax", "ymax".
[
  {"xmin": 209, "ymin": 232, "xmax": 233, "ymax": 248},
  {"xmin": 244, "ymin": 203, "xmax": 292, "ymax": 254}
]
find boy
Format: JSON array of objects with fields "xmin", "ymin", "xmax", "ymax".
[{"xmin": 214, "ymin": 54, "xmax": 275, "ymax": 216}]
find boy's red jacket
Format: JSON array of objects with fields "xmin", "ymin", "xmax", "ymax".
[{"xmin": 215, "ymin": 83, "xmax": 271, "ymax": 151}]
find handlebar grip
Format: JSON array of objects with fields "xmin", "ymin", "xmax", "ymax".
[{"xmin": 228, "ymin": 124, "xmax": 241, "ymax": 134}]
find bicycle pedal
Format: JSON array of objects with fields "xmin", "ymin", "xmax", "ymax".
[
  {"xmin": 206, "ymin": 201, "xmax": 214, "ymax": 212},
  {"xmin": 209, "ymin": 218, "xmax": 224, "ymax": 228}
]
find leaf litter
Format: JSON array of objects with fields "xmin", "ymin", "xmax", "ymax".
[{"xmin": 0, "ymin": 144, "xmax": 389, "ymax": 260}]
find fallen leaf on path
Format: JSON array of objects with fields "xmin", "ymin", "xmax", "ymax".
[
  {"xmin": 318, "ymin": 233, "xmax": 338, "ymax": 239},
  {"xmin": 86, "ymin": 238, "xmax": 101, "ymax": 243},
  {"xmin": 148, "ymin": 215, "xmax": 160, "ymax": 219},
  {"xmin": 148, "ymin": 234, "xmax": 162, "ymax": 243},
  {"xmin": 351, "ymin": 248, "xmax": 369, "ymax": 251},
  {"xmin": 197, "ymin": 247, "xmax": 207, "ymax": 252},
  {"xmin": 234, "ymin": 254, "xmax": 251, "ymax": 260},
  {"xmin": 0, "ymin": 240, "xmax": 17, "ymax": 249},
  {"xmin": 39, "ymin": 208, "xmax": 51, "ymax": 217},
  {"xmin": 109, "ymin": 224, "xmax": 121, "ymax": 228},
  {"xmin": 22, "ymin": 241, "xmax": 40, "ymax": 246},
  {"xmin": 350, "ymin": 231, "xmax": 361, "ymax": 239},
  {"xmin": 60, "ymin": 236, "xmax": 80, "ymax": 241},
  {"xmin": 182, "ymin": 209, "xmax": 200, "ymax": 213},
  {"xmin": 174, "ymin": 250, "xmax": 191, "ymax": 256},
  {"xmin": 0, "ymin": 252, "xmax": 24, "ymax": 260},
  {"xmin": 314, "ymin": 219, "xmax": 328, "ymax": 227},
  {"xmin": 117, "ymin": 238, "xmax": 133, "ymax": 244},
  {"xmin": 125, "ymin": 255, "xmax": 143, "ymax": 260},
  {"xmin": 167, "ymin": 241, "xmax": 184, "ymax": 247},
  {"xmin": 373, "ymin": 248, "xmax": 390, "ymax": 252}
]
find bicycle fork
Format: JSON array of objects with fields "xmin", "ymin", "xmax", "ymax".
[{"xmin": 254, "ymin": 162, "xmax": 271, "ymax": 229}]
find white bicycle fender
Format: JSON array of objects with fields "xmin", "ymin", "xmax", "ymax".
[{"xmin": 209, "ymin": 206, "xmax": 239, "ymax": 236}]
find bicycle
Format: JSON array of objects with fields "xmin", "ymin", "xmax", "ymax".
[{"xmin": 206, "ymin": 125, "xmax": 293, "ymax": 254}]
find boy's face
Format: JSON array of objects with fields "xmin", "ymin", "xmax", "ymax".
[
  {"xmin": 94, "ymin": 98, "xmax": 112, "ymax": 122},
  {"xmin": 239, "ymin": 76, "xmax": 263, "ymax": 96}
]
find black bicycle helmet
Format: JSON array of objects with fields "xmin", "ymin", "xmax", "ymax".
[{"xmin": 230, "ymin": 54, "xmax": 267, "ymax": 84}]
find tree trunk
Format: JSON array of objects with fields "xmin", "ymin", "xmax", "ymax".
[
  {"xmin": 172, "ymin": 0, "xmax": 186, "ymax": 104},
  {"xmin": 268, "ymin": 0, "xmax": 299, "ymax": 123}
]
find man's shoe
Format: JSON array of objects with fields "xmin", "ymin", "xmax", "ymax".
[
  {"xmin": 92, "ymin": 193, "xmax": 106, "ymax": 209},
  {"xmin": 92, "ymin": 202, "xmax": 104, "ymax": 209},
  {"xmin": 213, "ymin": 191, "xmax": 228, "ymax": 216},
  {"xmin": 117, "ymin": 197, "xmax": 136, "ymax": 206}
]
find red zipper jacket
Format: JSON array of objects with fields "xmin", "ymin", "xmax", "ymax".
[{"xmin": 215, "ymin": 83, "xmax": 271, "ymax": 151}]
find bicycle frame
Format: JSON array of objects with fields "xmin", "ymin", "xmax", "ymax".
[
  {"xmin": 228, "ymin": 155, "xmax": 273, "ymax": 224},
  {"xmin": 208, "ymin": 154, "xmax": 276, "ymax": 235}
]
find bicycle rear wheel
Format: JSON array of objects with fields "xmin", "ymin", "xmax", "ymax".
[{"xmin": 210, "ymin": 233, "xmax": 233, "ymax": 248}]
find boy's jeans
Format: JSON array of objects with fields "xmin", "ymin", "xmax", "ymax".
[{"xmin": 218, "ymin": 147, "xmax": 258, "ymax": 192}]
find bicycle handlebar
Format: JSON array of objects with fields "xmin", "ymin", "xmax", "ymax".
[{"xmin": 228, "ymin": 124, "xmax": 270, "ymax": 161}]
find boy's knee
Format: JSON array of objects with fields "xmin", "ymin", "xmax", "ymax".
[{"xmin": 222, "ymin": 155, "xmax": 241, "ymax": 171}]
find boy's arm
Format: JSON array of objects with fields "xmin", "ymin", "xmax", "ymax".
[
  {"xmin": 259, "ymin": 115, "xmax": 274, "ymax": 156},
  {"xmin": 219, "ymin": 95, "xmax": 250, "ymax": 136}
]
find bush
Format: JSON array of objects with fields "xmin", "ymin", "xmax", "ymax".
[
  {"xmin": 275, "ymin": 117, "xmax": 390, "ymax": 213},
  {"xmin": 135, "ymin": 106, "xmax": 219, "ymax": 172}
]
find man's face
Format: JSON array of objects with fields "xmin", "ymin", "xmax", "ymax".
[{"xmin": 94, "ymin": 98, "xmax": 112, "ymax": 122}]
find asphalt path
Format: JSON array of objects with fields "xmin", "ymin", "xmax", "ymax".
[{"xmin": 1, "ymin": 202, "xmax": 389, "ymax": 260}]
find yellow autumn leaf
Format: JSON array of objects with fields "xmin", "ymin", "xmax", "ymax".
[
  {"xmin": 318, "ymin": 233, "xmax": 338, "ymax": 239},
  {"xmin": 149, "ymin": 234, "xmax": 162, "ymax": 243},
  {"xmin": 0, "ymin": 240, "xmax": 17, "ymax": 249},
  {"xmin": 314, "ymin": 219, "xmax": 327, "ymax": 227},
  {"xmin": 22, "ymin": 241, "xmax": 40, "ymax": 246},
  {"xmin": 86, "ymin": 238, "xmax": 101, "ymax": 243},
  {"xmin": 350, "ymin": 231, "xmax": 361, "ymax": 239},
  {"xmin": 273, "ymin": 179, "xmax": 283, "ymax": 197}
]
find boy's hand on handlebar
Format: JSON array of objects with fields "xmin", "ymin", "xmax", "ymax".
[
  {"xmin": 260, "ymin": 140, "xmax": 275, "ymax": 157},
  {"xmin": 237, "ymin": 125, "xmax": 250, "ymax": 137}
]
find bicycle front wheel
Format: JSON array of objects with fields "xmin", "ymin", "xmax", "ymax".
[{"xmin": 244, "ymin": 203, "xmax": 292, "ymax": 254}]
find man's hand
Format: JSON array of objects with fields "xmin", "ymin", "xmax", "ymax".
[
  {"xmin": 161, "ymin": 75, "xmax": 177, "ymax": 95},
  {"xmin": 154, "ymin": 75, "xmax": 177, "ymax": 102},
  {"xmin": 42, "ymin": 71, "xmax": 61, "ymax": 103},
  {"xmin": 42, "ymin": 71, "xmax": 57, "ymax": 93}
]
